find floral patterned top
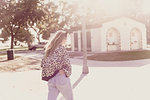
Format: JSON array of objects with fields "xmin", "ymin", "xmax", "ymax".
[{"xmin": 41, "ymin": 45, "xmax": 72, "ymax": 81}]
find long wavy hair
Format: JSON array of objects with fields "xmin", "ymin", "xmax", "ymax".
[{"xmin": 45, "ymin": 30, "xmax": 67, "ymax": 57}]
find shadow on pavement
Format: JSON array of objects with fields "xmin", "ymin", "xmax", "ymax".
[
  {"xmin": 59, "ymin": 74, "xmax": 87, "ymax": 100},
  {"xmin": 0, "ymin": 59, "xmax": 8, "ymax": 62},
  {"xmin": 70, "ymin": 58, "xmax": 150, "ymax": 67}
]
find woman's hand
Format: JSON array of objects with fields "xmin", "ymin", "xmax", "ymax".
[{"xmin": 59, "ymin": 69, "xmax": 65, "ymax": 75}]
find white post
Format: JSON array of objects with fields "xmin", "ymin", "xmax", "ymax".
[{"xmin": 82, "ymin": 17, "xmax": 89, "ymax": 74}]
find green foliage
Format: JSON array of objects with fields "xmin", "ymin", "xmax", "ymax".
[
  {"xmin": 39, "ymin": 1, "xmax": 78, "ymax": 40},
  {"xmin": 41, "ymin": 30, "xmax": 53, "ymax": 40},
  {"xmin": 14, "ymin": 28, "xmax": 34, "ymax": 43},
  {"xmin": 0, "ymin": 0, "xmax": 83, "ymax": 48},
  {"xmin": 0, "ymin": 0, "xmax": 47, "ymax": 49},
  {"xmin": 31, "ymin": 1, "xmax": 60, "ymax": 41},
  {"xmin": 14, "ymin": 0, "xmax": 46, "ymax": 27}
]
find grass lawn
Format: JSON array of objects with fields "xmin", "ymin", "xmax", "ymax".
[
  {"xmin": 14, "ymin": 46, "xmax": 28, "ymax": 50},
  {"xmin": 0, "ymin": 48, "xmax": 8, "ymax": 51},
  {"xmin": 87, "ymin": 50, "xmax": 150, "ymax": 61},
  {"xmin": 0, "ymin": 46, "xmax": 28, "ymax": 57},
  {"xmin": 0, "ymin": 46, "xmax": 44, "ymax": 52},
  {"xmin": 0, "ymin": 56, "xmax": 41, "ymax": 72},
  {"xmin": 0, "ymin": 53, "xmax": 6, "ymax": 56},
  {"xmin": 0, "ymin": 46, "xmax": 28, "ymax": 51}
]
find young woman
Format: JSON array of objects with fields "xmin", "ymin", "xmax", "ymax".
[{"xmin": 41, "ymin": 30, "xmax": 73, "ymax": 100}]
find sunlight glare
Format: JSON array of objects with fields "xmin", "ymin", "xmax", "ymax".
[
  {"xmin": 71, "ymin": 0, "xmax": 125, "ymax": 16},
  {"xmin": 142, "ymin": 0, "xmax": 150, "ymax": 14},
  {"xmin": 44, "ymin": 0, "xmax": 150, "ymax": 15},
  {"xmin": 100, "ymin": 0, "xmax": 124, "ymax": 15}
]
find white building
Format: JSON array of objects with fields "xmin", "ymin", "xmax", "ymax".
[{"xmin": 69, "ymin": 17, "xmax": 147, "ymax": 53}]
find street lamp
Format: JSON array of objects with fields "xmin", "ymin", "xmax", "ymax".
[{"xmin": 81, "ymin": 9, "xmax": 89, "ymax": 74}]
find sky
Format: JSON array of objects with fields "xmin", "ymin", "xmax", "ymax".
[
  {"xmin": 1, "ymin": 0, "xmax": 150, "ymax": 45},
  {"xmin": 60, "ymin": 0, "xmax": 150, "ymax": 15},
  {"xmin": 142, "ymin": 0, "xmax": 150, "ymax": 14}
]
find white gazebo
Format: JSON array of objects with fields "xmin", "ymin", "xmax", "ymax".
[{"xmin": 69, "ymin": 17, "xmax": 147, "ymax": 53}]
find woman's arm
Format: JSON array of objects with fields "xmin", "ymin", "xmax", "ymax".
[{"xmin": 61, "ymin": 48, "xmax": 72, "ymax": 77}]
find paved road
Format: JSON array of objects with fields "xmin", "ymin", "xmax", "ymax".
[
  {"xmin": 1, "ymin": 50, "xmax": 150, "ymax": 100},
  {"xmin": 13, "ymin": 50, "xmax": 150, "ymax": 100},
  {"xmin": 0, "ymin": 60, "xmax": 150, "ymax": 100}
]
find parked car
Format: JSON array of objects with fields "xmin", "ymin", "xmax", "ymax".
[
  {"xmin": 66, "ymin": 44, "xmax": 72, "ymax": 51},
  {"xmin": 28, "ymin": 42, "xmax": 47, "ymax": 50},
  {"xmin": 0, "ymin": 38, "xmax": 4, "ymax": 41}
]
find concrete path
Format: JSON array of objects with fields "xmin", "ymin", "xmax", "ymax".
[{"xmin": 0, "ymin": 58, "xmax": 150, "ymax": 100}]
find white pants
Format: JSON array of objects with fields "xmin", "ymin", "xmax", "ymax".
[{"xmin": 48, "ymin": 72, "xmax": 73, "ymax": 100}]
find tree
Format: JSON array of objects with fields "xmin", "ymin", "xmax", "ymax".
[
  {"xmin": 40, "ymin": 1, "xmax": 79, "ymax": 40},
  {"xmin": 0, "ymin": 0, "xmax": 18, "ymax": 49},
  {"xmin": 14, "ymin": 28, "xmax": 34, "ymax": 47},
  {"xmin": 0, "ymin": 0, "xmax": 46, "ymax": 49},
  {"xmin": 42, "ymin": 30, "xmax": 51, "ymax": 40},
  {"xmin": 19, "ymin": 1, "xmax": 63, "ymax": 42}
]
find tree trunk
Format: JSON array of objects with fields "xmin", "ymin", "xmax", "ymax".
[
  {"xmin": 7, "ymin": 32, "xmax": 15, "ymax": 60},
  {"xmin": 37, "ymin": 34, "xmax": 41, "ymax": 43},
  {"xmin": 10, "ymin": 32, "xmax": 14, "ymax": 49},
  {"xmin": 27, "ymin": 39, "xmax": 31, "ymax": 48}
]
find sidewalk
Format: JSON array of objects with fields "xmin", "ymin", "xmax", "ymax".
[{"xmin": 0, "ymin": 59, "xmax": 150, "ymax": 100}]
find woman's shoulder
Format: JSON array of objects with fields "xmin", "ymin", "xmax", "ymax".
[
  {"xmin": 56, "ymin": 45, "xmax": 65, "ymax": 51},
  {"xmin": 54, "ymin": 45, "xmax": 66, "ymax": 54}
]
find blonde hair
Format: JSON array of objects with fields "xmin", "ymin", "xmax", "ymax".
[{"xmin": 45, "ymin": 30, "xmax": 67, "ymax": 57}]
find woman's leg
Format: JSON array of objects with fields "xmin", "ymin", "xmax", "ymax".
[
  {"xmin": 56, "ymin": 74, "xmax": 73, "ymax": 100},
  {"xmin": 48, "ymin": 78, "xmax": 60, "ymax": 100}
]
